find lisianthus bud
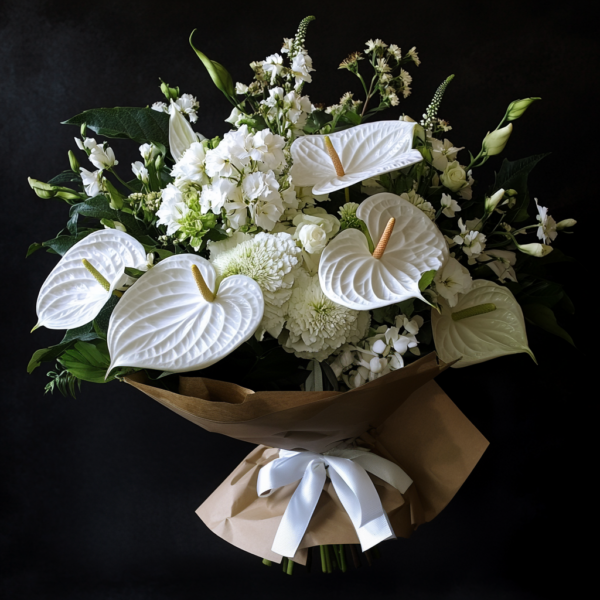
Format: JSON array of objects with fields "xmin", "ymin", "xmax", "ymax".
[
  {"xmin": 485, "ymin": 188, "xmax": 505, "ymax": 213},
  {"xmin": 483, "ymin": 123, "xmax": 513, "ymax": 156},
  {"xmin": 155, "ymin": 154, "xmax": 164, "ymax": 171},
  {"xmin": 518, "ymin": 242, "xmax": 553, "ymax": 257},
  {"xmin": 68, "ymin": 150, "xmax": 80, "ymax": 173},
  {"xmin": 28, "ymin": 178, "xmax": 55, "ymax": 199},
  {"xmin": 160, "ymin": 81, "xmax": 179, "ymax": 101},
  {"xmin": 506, "ymin": 97, "xmax": 540, "ymax": 121},
  {"xmin": 556, "ymin": 218, "xmax": 577, "ymax": 230},
  {"xmin": 80, "ymin": 123, "xmax": 87, "ymax": 138}
]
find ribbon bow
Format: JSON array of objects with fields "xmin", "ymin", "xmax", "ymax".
[{"xmin": 257, "ymin": 447, "xmax": 413, "ymax": 559}]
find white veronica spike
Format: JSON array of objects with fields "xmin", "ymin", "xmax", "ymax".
[
  {"xmin": 36, "ymin": 230, "xmax": 147, "ymax": 330},
  {"xmin": 289, "ymin": 121, "xmax": 422, "ymax": 195},
  {"xmin": 431, "ymin": 279, "xmax": 535, "ymax": 368},
  {"xmin": 319, "ymin": 193, "xmax": 448, "ymax": 311},
  {"xmin": 107, "ymin": 255, "xmax": 264, "ymax": 373}
]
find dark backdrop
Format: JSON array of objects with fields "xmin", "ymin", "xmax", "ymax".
[{"xmin": 1, "ymin": 1, "xmax": 594, "ymax": 598}]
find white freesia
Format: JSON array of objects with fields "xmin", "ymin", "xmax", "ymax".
[
  {"xmin": 319, "ymin": 193, "xmax": 447, "ymax": 310},
  {"xmin": 107, "ymin": 255, "xmax": 264, "ymax": 373},
  {"xmin": 281, "ymin": 271, "xmax": 371, "ymax": 361},
  {"xmin": 434, "ymin": 257, "xmax": 473, "ymax": 307},
  {"xmin": 431, "ymin": 279, "xmax": 535, "ymax": 368},
  {"xmin": 89, "ymin": 144, "xmax": 118, "ymax": 170},
  {"xmin": 35, "ymin": 230, "xmax": 147, "ymax": 330},
  {"xmin": 208, "ymin": 232, "xmax": 302, "ymax": 340},
  {"xmin": 289, "ymin": 121, "xmax": 422, "ymax": 195},
  {"xmin": 80, "ymin": 168, "xmax": 103, "ymax": 196},
  {"xmin": 440, "ymin": 193, "xmax": 461, "ymax": 218}
]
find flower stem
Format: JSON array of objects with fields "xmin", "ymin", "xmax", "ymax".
[
  {"xmin": 344, "ymin": 187, "xmax": 350, "ymax": 203},
  {"xmin": 320, "ymin": 545, "xmax": 326, "ymax": 573}
]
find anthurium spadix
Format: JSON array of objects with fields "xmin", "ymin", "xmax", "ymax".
[
  {"xmin": 35, "ymin": 230, "xmax": 147, "ymax": 331},
  {"xmin": 319, "ymin": 193, "xmax": 447, "ymax": 311},
  {"xmin": 289, "ymin": 121, "xmax": 423, "ymax": 195},
  {"xmin": 431, "ymin": 279, "xmax": 535, "ymax": 368},
  {"xmin": 107, "ymin": 255, "xmax": 264, "ymax": 373}
]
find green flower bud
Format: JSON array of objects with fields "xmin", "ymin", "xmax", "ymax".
[
  {"xmin": 517, "ymin": 242, "xmax": 553, "ymax": 257},
  {"xmin": 68, "ymin": 150, "xmax": 80, "ymax": 173},
  {"xmin": 55, "ymin": 190, "xmax": 82, "ymax": 201},
  {"xmin": 155, "ymin": 154, "xmax": 164, "ymax": 171},
  {"xmin": 160, "ymin": 80, "xmax": 179, "ymax": 101},
  {"xmin": 104, "ymin": 179, "xmax": 124, "ymax": 210},
  {"xmin": 28, "ymin": 177, "xmax": 55, "ymax": 199},
  {"xmin": 506, "ymin": 97, "xmax": 540, "ymax": 121},
  {"xmin": 556, "ymin": 218, "xmax": 577, "ymax": 231},
  {"xmin": 80, "ymin": 123, "xmax": 87, "ymax": 138},
  {"xmin": 485, "ymin": 188, "xmax": 505, "ymax": 213},
  {"xmin": 483, "ymin": 123, "xmax": 513, "ymax": 156}
]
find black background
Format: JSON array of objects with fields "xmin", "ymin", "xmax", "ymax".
[{"xmin": 1, "ymin": 1, "xmax": 594, "ymax": 598}]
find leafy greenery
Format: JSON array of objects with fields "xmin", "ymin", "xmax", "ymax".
[
  {"xmin": 63, "ymin": 107, "xmax": 170, "ymax": 146},
  {"xmin": 44, "ymin": 366, "xmax": 82, "ymax": 398}
]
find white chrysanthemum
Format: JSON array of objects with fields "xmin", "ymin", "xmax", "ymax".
[
  {"xmin": 281, "ymin": 271, "xmax": 371, "ymax": 361},
  {"xmin": 208, "ymin": 232, "xmax": 302, "ymax": 340},
  {"xmin": 399, "ymin": 189, "xmax": 435, "ymax": 220}
]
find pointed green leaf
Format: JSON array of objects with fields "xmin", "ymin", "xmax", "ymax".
[
  {"xmin": 522, "ymin": 303, "xmax": 575, "ymax": 347},
  {"xmin": 189, "ymin": 31, "xmax": 235, "ymax": 97}
]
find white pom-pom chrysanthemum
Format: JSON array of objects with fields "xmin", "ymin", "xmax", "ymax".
[
  {"xmin": 281, "ymin": 271, "xmax": 370, "ymax": 361},
  {"xmin": 208, "ymin": 232, "xmax": 302, "ymax": 340}
]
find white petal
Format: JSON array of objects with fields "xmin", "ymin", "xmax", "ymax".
[
  {"xmin": 36, "ymin": 230, "xmax": 147, "ymax": 330},
  {"xmin": 319, "ymin": 193, "xmax": 447, "ymax": 310},
  {"xmin": 290, "ymin": 121, "xmax": 423, "ymax": 195},
  {"xmin": 431, "ymin": 279, "xmax": 534, "ymax": 368},
  {"xmin": 107, "ymin": 255, "xmax": 264, "ymax": 373}
]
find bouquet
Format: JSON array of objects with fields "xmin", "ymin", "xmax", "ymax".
[{"xmin": 26, "ymin": 16, "xmax": 576, "ymax": 573}]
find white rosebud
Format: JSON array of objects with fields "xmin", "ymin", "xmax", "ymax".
[
  {"xmin": 556, "ymin": 218, "xmax": 577, "ymax": 231},
  {"xmin": 440, "ymin": 161, "xmax": 468, "ymax": 193},
  {"xmin": 518, "ymin": 242, "xmax": 553, "ymax": 257},
  {"xmin": 506, "ymin": 98, "xmax": 540, "ymax": 121},
  {"xmin": 298, "ymin": 223, "xmax": 328, "ymax": 254},
  {"xmin": 485, "ymin": 188, "xmax": 505, "ymax": 213},
  {"xmin": 483, "ymin": 123, "xmax": 513, "ymax": 156}
]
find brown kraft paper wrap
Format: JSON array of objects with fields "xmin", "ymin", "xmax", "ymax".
[{"xmin": 124, "ymin": 352, "xmax": 489, "ymax": 563}]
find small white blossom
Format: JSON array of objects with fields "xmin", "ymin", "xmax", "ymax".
[
  {"xmin": 80, "ymin": 168, "xmax": 103, "ymax": 197},
  {"xmin": 263, "ymin": 53, "xmax": 284, "ymax": 83},
  {"xmin": 156, "ymin": 183, "xmax": 188, "ymax": 235},
  {"xmin": 431, "ymin": 138, "xmax": 464, "ymax": 171},
  {"xmin": 440, "ymin": 193, "xmax": 461, "ymax": 218},
  {"xmin": 535, "ymin": 198, "xmax": 558, "ymax": 244},
  {"xmin": 89, "ymin": 144, "xmax": 117, "ymax": 170},
  {"xmin": 434, "ymin": 257, "xmax": 473, "ymax": 307},
  {"xmin": 131, "ymin": 161, "xmax": 149, "ymax": 184},
  {"xmin": 151, "ymin": 101, "xmax": 168, "ymax": 113},
  {"xmin": 453, "ymin": 218, "xmax": 487, "ymax": 262},
  {"xmin": 477, "ymin": 250, "xmax": 518, "ymax": 283},
  {"xmin": 290, "ymin": 53, "xmax": 314, "ymax": 86}
]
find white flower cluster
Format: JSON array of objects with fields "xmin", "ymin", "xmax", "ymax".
[
  {"xmin": 330, "ymin": 315, "xmax": 424, "ymax": 388},
  {"xmin": 74, "ymin": 137, "xmax": 118, "ymax": 197},
  {"xmin": 152, "ymin": 93, "xmax": 200, "ymax": 123}
]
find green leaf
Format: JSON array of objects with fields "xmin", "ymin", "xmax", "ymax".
[
  {"xmin": 71, "ymin": 196, "xmax": 145, "ymax": 235},
  {"xmin": 189, "ymin": 31, "xmax": 235, "ymax": 97},
  {"xmin": 63, "ymin": 108, "xmax": 170, "ymax": 146},
  {"xmin": 419, "ymin": 270, "xmax": 437, "ymax": 291},
  {"xmin": 94, "ymin": 295, "xmax": 119, "ymax": 335},
  {"xmin": 61, "ymin": 322, "xmax": 99, "ymax": 344},
  {"xmin": 28, "ymin": 341, "xmax": 75, "ymax": 374},
  {"xmin": 236, "ymin": 115, "xmax": 268, "ymax": 131},
  {"xmin": 372, "ymin": 305, "xmax": 398, "ymax": 325},
  {"xmin": 26, "ymin": 242, "xmax": 43, "ymax": 258},
  {"xmin": 519, "ymin": 279, "xmax": 564, "ymax": 309},
  {"xmin": 48, "ymin": 170, "xmax": 83, "ymax": 187},
  {"xmin": 42, "ymin": 231, "xmax": 89, "ymax": 256},
  {"xmin": 59, "ymin": 340, "xmax": 116, "ymax": 383},
  {"xmin": 303, "ymin": 110, "xmax": 332, "ymax": 134},
  {"xmin": 522, "ymin": 303, "xmax": 575, "ymax": 346},
  {"xmin": 397, "ymin": 299, "xmax": 415, "ymax": 319},
  {"xmin": 124, "ymin": 267, "xmax": 146, "ymax": 278}
]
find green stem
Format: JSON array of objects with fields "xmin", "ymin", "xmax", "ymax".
[
  {"xmin": 109, "ymin": 168, "xmax": 136, "ymax": 193},
  {"xmin": 344, "ymin": 187, "xmax": 350, "ymax": 203},
  {"xmin": 325, "ymin": 545, "xmax": 332, "ymax": 573},
  {"xmin": 262, "ymin": 558, "xmax": 272, "ymax": 567},
  {"xmin": 320, "ymin": 545, "xmax": 326, "ymax": 573},
  {"xmin": 452, "ymin": 303, "xmax": 497, "ymax": 321},
  {"xmin": 286, "ymin": 559, "xmax": 294, "ymax": 575},
  {"xmin": 338, "ymin": 545, "xmax": 347, "ymax": 572}
]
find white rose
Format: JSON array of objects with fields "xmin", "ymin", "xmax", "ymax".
[
  {"xmin": 298, "ymin": 223, "xmax": 328, "ymax": 254},
  {"xmin": 440, "ymin": 161, "xmax": 468, "ymax": 192}
]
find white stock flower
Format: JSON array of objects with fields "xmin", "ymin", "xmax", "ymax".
[
  {"xmin": 171, "ymin": 142, "xmax": 208, "ymax": 185},
  {"xmin": 75, "ymin": 137, "xmax": 98, "ymax": 151},
  {"xmin": 263, "ymin": 53, "xmax": 284, "ymax": 83},
  {"xmin": 131, "ymin": 161, "xmax": 149, "ymax": 183},
  {"xmin": 89, "ymin": 144, "xmax": 117, "ymax": 170},
  {"xmin": 440, "ymin": 193, "xmax": 461, "ymax": 218},
  {"xmin": 139, "ymin": 143, "xmax": 154, "ymax": 162},
  {"xmin": 174, "ymin": 93, "xmax": 199, "ymax": 123},
  {"xmin": 453, "ymin": 219, "xmax": 487, "ymax": 262},
  {"xmin": 209, "ymin": 232, "xmax": 302, "ymax": 339},
  {"xmin": 535, "ymin": 198, "xmax": 558, "ymax": 244},
  {"xmin": 151, "ymin": 101, "xmax": 168, "ymax": 113},
  {"xmin": 290, "ymin": 53, "xmax": 314, "ymax": 86},
  {"xmin": 434, "ymin": 257, "xmax": 473, "ymax": 307},
  {"xmin": 156, "ymin": 183, "xmax": 188, "ymax": 235},
  {"xmin": 80, "ymin": 168, "xmax": 103, "ymax": 197},
  {"xmin": 281, "ymin": 271, "xmax": 370, "ymax": 361},
  {"xmin": 235, "ymin": 82, "xmax": 249, "ymax": 94},
  {"xmin": 200, "ymin": 177, "xmax": 240, "ymax": 214},
  {"xmin": 477, "ymin": 250, "xmax": 518, "ymax": 283},
  {"xmin": 431, "ymin": 138, "xmax": 464, "ymax": 171}
]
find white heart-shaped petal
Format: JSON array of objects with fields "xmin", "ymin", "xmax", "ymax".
[
  {"xmin": 107, "ymin": 255, "xmax": 264, "ymax": 373},
  {"xmin": 289, "ymin": 121, "xmax": 422, "ymax": 195},
  {"xmin": 319, "ymin": 193, "xmax": 448, "ymax": 310},
  {"xmin": 36, "ymin": 230, "xmax": 147, "ymax": 330},
  {"xmin": 431, "ymin": 279, "xmax": 535, "ymax": 368}
]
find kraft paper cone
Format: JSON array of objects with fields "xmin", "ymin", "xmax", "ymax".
[{"xmin": 124, "ymin": 353, "xmax": 488, "ymax": 563}]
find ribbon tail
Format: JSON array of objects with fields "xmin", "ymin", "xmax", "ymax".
[{"xmin": 271, "ymin": 460, "xmax": 327, "ymax": 559}]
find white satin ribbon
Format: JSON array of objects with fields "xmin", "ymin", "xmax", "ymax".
[{"xmin": 257, "ymin": 447, "xmax": 413, "ymax": 559}]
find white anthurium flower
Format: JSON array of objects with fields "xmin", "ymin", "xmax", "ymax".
[
  {"xmin": 169, "ymin": 100, "xmax": 203, "ymax": 162},
  {"xmin": 35, "ymin": 230, "xmax": 147, "ymax": 331},
  {"xmin": 289, "ymin": 121, "xmax": 423, "ymax": 195},
  {"xmin": 107, "ymin": 255, "xmax": 264, "ymax": 373},
  {"xmin": 431, "ymin": 279, "xmax": 535, "ymax": 368},
  {"xmin": 319, "ymin": 193, "xmax": 448, "ymax": 310}
]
